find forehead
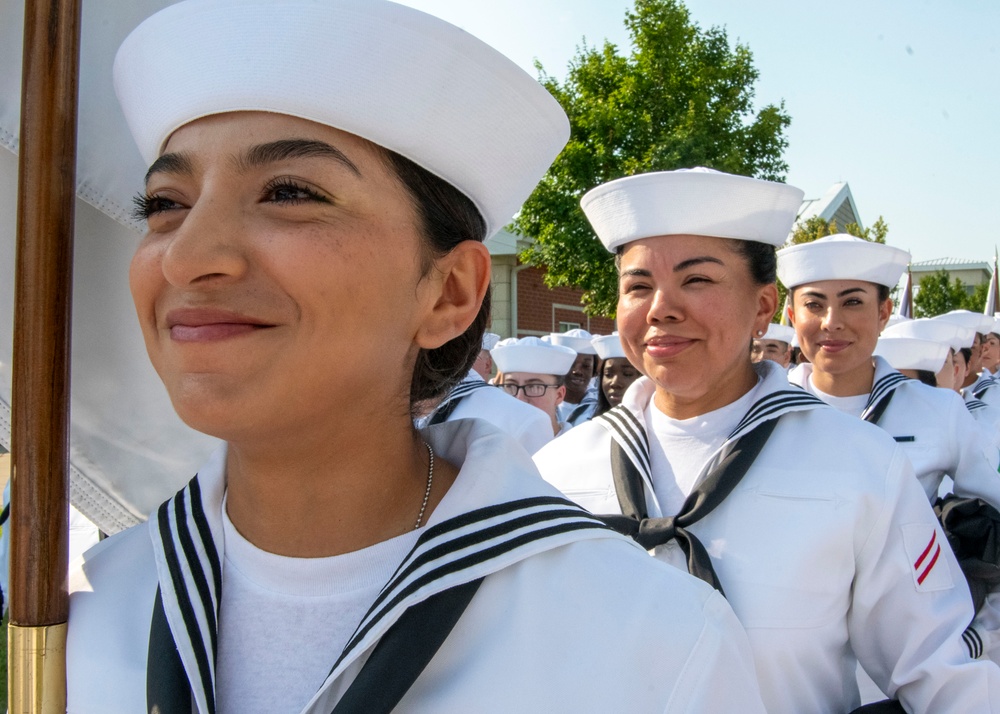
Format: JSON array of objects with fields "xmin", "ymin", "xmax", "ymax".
[
  {"xmin": 156, "ymin": 111, "xmax": 384, "ymax": 175},
  {"xmin": 618, "ymin": 234, "xmax": 739, "ymax": 269},
  {"xmin": 792, "ymin": 279, "xmax": 880, "ymax": 299},
  {"xmin": 759, "ymin": 339, "xmax": 788, "ymax": 350},
  {"xmin": 504, "ymin": 372, "xmax": 554, "ymax": 383}
]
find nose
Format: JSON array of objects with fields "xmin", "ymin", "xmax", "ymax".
[
  {"xmin": 159, "ymin": 193, "xmax": 249, "ymax": 289},
  {"xmin": 646, "ymin": 288, "xmax": 680, "ymax": 325},
  {"xmin": 819, "ymin": 305, "xmax": 842, "ymax": 331},
  {"xmin": 515, "ymin": 390, "xmax": 530, "ymax": 403}
]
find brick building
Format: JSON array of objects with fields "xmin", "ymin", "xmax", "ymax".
[{"xmin": 487, "ymin": 230, "xmax": 614, "ymax": 338}]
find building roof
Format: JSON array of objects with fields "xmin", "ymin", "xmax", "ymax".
[
  {"xmin": 794, "ymin": 181, "xmax": 862, "ymax": 231},
  {"xmin": 910, "ymin": 257, "xmax": 991, "ymax": 272},
  {"xmin": 486, "ymin": 229, "xmax": 528, "ymax": 257}
]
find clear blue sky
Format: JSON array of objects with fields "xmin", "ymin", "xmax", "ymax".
[{"xmin": 399, "ymin": 0, "xmax": 1000, "ymax": 265}]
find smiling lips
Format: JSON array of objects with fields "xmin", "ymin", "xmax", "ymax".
[
  {"xmin": 817, "ymin": 339, "xmax": 852, "ymax": 354},
  {"xmin": 645, "ymin": 334, "xmax": 695, "ymax": 359},
  {"xmin": 166, "ymin": 308, "xmax": 274, "ymax": 342}
]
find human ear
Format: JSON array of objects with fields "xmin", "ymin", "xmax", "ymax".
[
  {"xmin": 414, "ymin": 240, "xmax": 491, "ymax": 349},
  {"xmin": 555, "ymin": 385, "xmax": 566, "ymax": 406},
  {"xmin": 752, "ymin": 283, "xmax": 779, "ymax": 337},
  {"xmin": 877, "ymin": 298, "xmax": 893, "ymax": 332}
]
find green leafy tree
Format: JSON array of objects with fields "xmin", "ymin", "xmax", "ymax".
[
  {"xmin": 913, "ymin": 270, "xmax": 976, "ymax": 317},
  {"xmin": 512, "ymin": 0, "xmax": 791, "ymax": 317},
  {"xmin": 962, "ymin": 281, "xmax": 990, "ymax": 313}
]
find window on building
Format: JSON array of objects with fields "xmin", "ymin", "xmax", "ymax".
[{"xmin": 557, "ymin": 321, "xmax": 581, "ymax": 332}]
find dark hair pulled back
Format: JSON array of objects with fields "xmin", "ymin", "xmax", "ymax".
[{"xmin": 377, "ymin": 149, "xmax": 489, "ymax": 410}]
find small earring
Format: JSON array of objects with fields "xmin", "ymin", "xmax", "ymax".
[{"xmin": 756, "ymin": 330, "xmax": 764, "ymax": 337}]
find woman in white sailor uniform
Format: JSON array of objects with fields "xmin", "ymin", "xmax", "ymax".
[
  {"xmin": 592, "ymin": 332, "xmax": 643, "ymax": 416},
  {"xmin": 936, "ymin": 310, "xmax": 1000, "ymax": 406},
  {"xmin": 66, "ymin": 2, "xmax": 766, "ymax": 713},
  {"xmin": 884, "ymin": 317, "xmax": 1000, "ymax": 449},
  {"xmin": 534, "ymin": 168, "xmax": 1000, "ymax": 713},
  {"xmin": 779, "ymin": 236, "xmax": 1000, "ymax": 510}
]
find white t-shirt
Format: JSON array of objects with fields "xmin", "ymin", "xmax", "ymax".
[
  {"xmin": 645, "ymin": 380, "xmax": 762, "ymax": 517},
  {"xmin": 802, "ymin": 377, "xmax": 869, "ymax": 418},
  {"xmin": 216, "ymin": 499, "xmax": 420, "ymax": 714}
]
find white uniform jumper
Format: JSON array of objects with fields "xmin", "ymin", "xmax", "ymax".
[
  {"xmin": 968, "ymin": 371, "xmax": 1000, "ymax": 411},
  {"xmin": 557, "ymin": 382, "xmax": 599, "ymax": 426},
  {"xmin": 790, "ymin": 357, "xmax": 1000, "ymax": 506},
  {"xmin": 967, "ymin": 397, "xmax": 1000, "ymax": 449},
  {"xmin": 421, "ymin": 371, "xmax": 554, "ymax": 455},
  {"xmin": 67, "ymin": 419, "xmax": 765, "ymax": 713},
  {"xmin": 534, "ymin": 360, "xmax": 1000, "ymax": 714}
]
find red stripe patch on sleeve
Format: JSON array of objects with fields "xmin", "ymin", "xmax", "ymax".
[{"xmin": 902, "ymin": 524, "xmax": 953, "ymax": 592}]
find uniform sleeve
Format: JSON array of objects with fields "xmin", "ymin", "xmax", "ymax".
[
  {"xmin": 662, "ymin": 590, "xmax": 767, "ymax": 714},
  {"xmin": 850, "ymin": 446, "xmax": 1000, "ymax": 713},
  {"xmin": 948, "ymin": 396, "xmax": 1000, "ymax": 509}
]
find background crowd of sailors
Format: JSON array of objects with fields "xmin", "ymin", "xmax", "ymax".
[{"xmin": 9, "ymin": 0, "xmax": 999, "ymax": 711}]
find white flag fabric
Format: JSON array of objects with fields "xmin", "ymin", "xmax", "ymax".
[
  {"xmin": 896, "ymin": 270, "xmax": 913, "ymax": 319},
  {"xmin": 985, "ymin": 256, "xmax": 999, "ymax": 317},
  {"xmin": 1, "ymin": 0, "xmax": 219, "ymax": 533}
]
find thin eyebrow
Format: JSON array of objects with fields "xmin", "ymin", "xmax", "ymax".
[
  {"xmin": 799, "ymin": 286, "xmax": 871, "ymax": 300},
  {"xmin": 235, "ymin": 139, "xmax": 361, "ymax": 177},
  {"xmin": 619, "ymin": 256, "xmax": 724, "ymax": 278},
  {"xmin": 144, "ymin": 152, "xmax": 195, "ymax": 185}
]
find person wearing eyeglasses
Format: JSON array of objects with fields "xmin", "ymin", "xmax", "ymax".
[{"xmin": 493, "ymin": 337, "xmax": 578, "ymax": 438}]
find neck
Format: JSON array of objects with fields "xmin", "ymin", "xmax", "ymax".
[
  {"xmin": 809, "ymin": 359, "xmax": 875, "ymax": 397},
  {"xmin": 653, "ymin": 362, "xmax": 758, "ymax": 420},
  {"xmin": 224, "ymin": 408, "xmax": 457, "ymax": 557}
]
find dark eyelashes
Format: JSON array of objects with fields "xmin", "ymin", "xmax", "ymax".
[
  {"xmin": 132, "ymin": 192, "xmax": 162, "ymax": 222},
  {"xmin": 260, "ymin": 177, "xmax": 330, "ymax": 204},
  {"xmin": 130, "ymin": 178, "xmax": 329, "ymax": 224}
]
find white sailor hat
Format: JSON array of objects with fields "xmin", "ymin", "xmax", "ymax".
[
  {"xmin": 492, "ymin": 337, "xmax": 577, "ymax": 376},
  {"xmin": 761, "ymin": 323, "xmax": 795, "ymax": 345},
  {"xmin": 776, "ymin": 235, "xmax": 910, "ymax": 289},
  {"xmin": 932, "ymin": 310, "xmax": 996, "ymax": 337},
  {"xmin": 875, "ymin": 337, "xmax": 949, "ymax": 373},
  {"xmin": 884, "ymin": 318, "xmax": 972, "ymax": 353},
  {"xmin": 549, "ymin": 329, "xmax": 598, "ymax": 355},
  {"xmin": 580, "ymin": 167, "xmax": 804, "ymax": 252},
  {"xmin": 481, "ymin": 333, "xmax": 501, "ymax": 351},
  {"xmin": 592, "ymin": 333, "xmax": 627, "ymax": 360},
  {"xmin": 885, "ymin": 315, "xmax": 912, "ymax": 330},
  {"xmin": 113, "ymin": 0, "xmax": 569, "ymax": 240},
  {"xmin": 990, "ymin": 318, "xmax": 1000, "ymax": 337}
]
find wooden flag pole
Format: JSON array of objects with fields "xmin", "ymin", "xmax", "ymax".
[{"xmin": 9, "ymin": 0, "xmax": 82, "ymax": 711}]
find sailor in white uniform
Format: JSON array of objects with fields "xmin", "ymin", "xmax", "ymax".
[
  {"xmin": 71, "ymin": 418, "xmax": 763, "ymax": 713},
  {"xmin": 491, "ymin": 337, "xmax": 577, "ymax": 438},
  {"xmin": 550, "ymin": 329, "xmax": 600, "ymax": 426},
  {"xmin": 884, "ymin": 317, "xmax": 1000, "ymax": 448},
  {"xmin": 592, "ymin": 332, "xmax": 643, "ymax": 415},
  {"xmin": 420, "ymin": 368, "xmax": 554, "ymax": 455},
  {"xmin": 471, "ymin": 331, "xmax": 500, "ymax": 380},
  {"xmin": 779, "ymin": 236, "xmax": 1000, "ymax": 509},
  {"xmin": 750, "ymin": 322, "xmax": 795, "ymax": 369},
  {"xmin": 67, "ymin": 2, "xmax": 767, "ymax": 711},
  {"xmin": 936, "ymin": 310, "xmax": 999, "ymax": 405},
  {"xmin": 535, "ymin": 168, "xmax": 1000, "ymax": 713}
]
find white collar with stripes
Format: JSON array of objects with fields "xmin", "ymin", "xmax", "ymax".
[
  {"xmin": 788, "ymin": 356, "xmax": 909, "ymax": 422},
  {"xmin": 148, "ymin": 419, "xmax": 621, "ymax": 714},
  {"xmin": 596, "ymin": 360, "xmax": 827, "ymax": 492}
]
